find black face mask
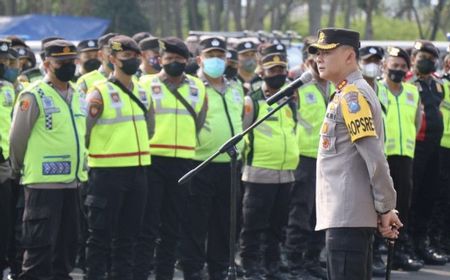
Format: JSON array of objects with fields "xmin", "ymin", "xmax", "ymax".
[
  {"xmin": 54, "ymin": 63, "xmax": 76, "ymax": 82},
  {"xmin": 184, "ymin": 60, "xmax": 199, "ymax": 75},
  {"xmin": 0, "ymin": 63, "xmax": 5, "ymax": 78},
  {"xmin": 416, "ymin": 58, "xmax": 436, "ymax": 75},
  {"xmin": 163, "ymin": 61, "xmax": 186, "ymax": 77},
  {"xmin": 388, "ymin": 69, "xmax": 406, "ymax": 83},
  {"xmin": 264, "ymin": 74, "xmax": 287, "ymax": 90},
  {"xmin": 224, "ymin": 66, "xmax": 238, "ymax": 79},
  {"xmin": 83, "ymin": 58, "xmax": 101, "ymax": 73},
  {"xmin": 119, "ymin": 57, "xmax": 141, "ymax": 75}
]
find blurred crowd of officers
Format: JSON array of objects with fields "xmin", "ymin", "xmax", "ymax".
[{"xmin": 0, "ymin": 27, "xmax": 448, "ymax": 280}]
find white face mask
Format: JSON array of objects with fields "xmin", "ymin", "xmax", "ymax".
[{"xmin": 361, "ymin": 62, "xmax": 381, "ymax": 78}]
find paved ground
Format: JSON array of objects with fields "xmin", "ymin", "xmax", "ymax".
[
  {"xmin": 50, "ymin": 263, "xmax": 450, "ymax": 280},
  {"xmin": 4, "ymin": 261, "xmax": 450, "ymax": 279}
]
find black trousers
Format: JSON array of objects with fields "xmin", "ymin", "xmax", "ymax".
[
  {"xmin": 286, "ymin": 156, "xmax": 324, "ymax": 268},
  {"xmin": 387, "ymin": 155, "xmax": 413, "ymax": 242},
  {"xmin": 85, "ymin": 167, "xmax": 147, "ymax": 280},
  {"xmin": 240, "ymin": 182, "xmax": 291, "ymax": 268},
  {"xmin": 326, "ymin": 228, "xmax": 374, "ymax": 280},
  {"xmin": 409, "ymin": 140, "xmax": 441, "ymax": 240},
  {"xmin": 430, "ymin": 147, "xmax": 450, "ymax": 242},
  {"xmin": 0, "ymin": 179, "xmax": 12, "ymax": 271},
  {"xmin": 19, "ymin": 187, "xmax": 80, "ymax": 280},
  {"xmin": 76, "ymin": 182, "xmax": 88, "ymax": 269},
  {"xmin": 8, "ymin": 183, "xmax": 25, "ymax": 277},
  {"xmin": 133, "ymin": 156, "xmax": 192, "ymax": 280},
  {"xmin": 180, "ymin": 162, "xmax": 232, "ymax": 279}
]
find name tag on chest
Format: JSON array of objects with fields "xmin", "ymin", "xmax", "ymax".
[
  {"xmin": 42, "ymin": 96, "xmax": 61, "ymax": 114},
  {"xmin": 109, "ymin": 92, "xmax": 123, "ymax": 108}
]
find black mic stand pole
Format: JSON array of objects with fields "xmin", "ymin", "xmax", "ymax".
[{"xmin": 178, "ymin": 95, "xmax": 296, "ymax": 280}]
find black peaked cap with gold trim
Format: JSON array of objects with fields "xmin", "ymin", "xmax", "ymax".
[
  {"xmin": 44, "ymin": 40, "xmax": 77, "ymax": 60},
  {"xmin": 261, "ymin": 53, "xmax": 288, "ymax": 70},
  {"xmin": 308, "ymin": 28, "xmax": 360, "ymax": 54},
  {"xmin": 109, "ymin": 35, "xmax": 140, "ymax": 54},
  {"xmin": 386, "ymin": 46, "xmax": 410, "ymax": 69}
]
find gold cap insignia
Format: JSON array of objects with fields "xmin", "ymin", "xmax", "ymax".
[
  {"xmin": 273, "ymin": 55, "xmax": 280, "ymax": 63},
  {"xmin": 111, "ymin": 41, "xmax": 123, "ymax": 51},
  {"xmin": 158, "ymin": 40, "xmax": 165, "ymax": 51},
  {"xmin": 414, "ymin": 41, "xmax": 422, "ymax": 50},
  {"xmin": 387, "ymin": 46, "xmax": 400, "ymax": 56},
  {"xmin": 318, "ymin": 31, "xmax": 326, "ymax": 43},
  {"xmin": 63, "ymin": 46, "xmax": 71, "ymax": 53}
]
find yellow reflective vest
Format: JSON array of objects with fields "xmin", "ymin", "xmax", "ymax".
[
  {"xmin": 245, "ymin": 88, "xmax": 299, "ymax": 170},
  {"xmin": 0, "ymin": 80, "xmax": 15, "ymax": 160},
  {"xmin": 140, "ymin": 74, "xmax": 206, "ymax": 159},
  {"xmin": 88, "ymin": 80, "xmax": 151, "ymax": 167},
  {"xmin": 22, "ymin": 81, "xmax": 87, "ymax": 184},
  {"xmin": 384, "ymin": 82, "xmax": 420, "ymax": 158},
  {"xmin": 297, "ymin": 82, "xmax": 334, "ymax": 158}
]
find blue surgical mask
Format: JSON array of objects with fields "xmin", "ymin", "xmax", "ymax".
[
  {"xmin": 3, "ymin": 67, "xmax": 19, "ymax": 83},
  {"xmin": 203, "ymin": 57, "xmax": 226, "ymax": 78}
]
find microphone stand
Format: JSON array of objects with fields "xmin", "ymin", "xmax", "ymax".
[{"xmin": 179, "ymin": 95, "xmax": 295, "ymax": 280}]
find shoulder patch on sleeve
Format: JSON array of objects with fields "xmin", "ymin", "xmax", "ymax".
[
  {"xmin": 340, "ymin": 87, "xmax": 377, "ymax": 142},
  {"xmin": 19, "ymin": 98, "xmax": 30, "ymax": 111}
]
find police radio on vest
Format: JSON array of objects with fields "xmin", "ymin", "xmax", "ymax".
[{"xmin": 266, "ymin": 71, "xmax": 313, "ymax": 106}]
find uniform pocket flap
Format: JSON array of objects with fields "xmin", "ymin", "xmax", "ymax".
[{"xmin": 23, "ymin": 207, "xmax": 50, "ymax": 221}]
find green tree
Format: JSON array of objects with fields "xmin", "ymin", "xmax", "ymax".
[{"xmin": 92, "ymin": 0, "xmax": 150, "ymax": 35}]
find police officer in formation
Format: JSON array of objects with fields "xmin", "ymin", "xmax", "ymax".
[
  {"xmin": 10, "ymin": 39, "xmax": 87, "ymax": 279},
  {"xmin": 236, "ymin": 41, "xmax": 258, "ymax": 94},
  {"xmin": 135, "ymin": 37, "xmax": 207, "ymax": 280},
  {"xmin": 136, "ymin": 37, "xmax": 161, "ymax": 78},
  {"xmin": 75, "ymin": 39, "xmax": 105, "ymax": 95},
  {"xmin": 84, "ymin": 35, "xmax": 153, "ymax": 280},
  {"xmin": 0, "ymin": 39, "xmax": 17, "ymax": 277},
  {"xmin": 408, "ymin": 41, "xmax": 449, "ymax": 266},
  {"xmin": 2, "ymin": 28, "xmax": 450, "ymax": 280},
  {"xmin": 179, "ymin": 36, "xmax": 244, "ymax": 280},
  {"xmin": 240, "ymin": 43, "xmax": 299, "ymax": 280},
  {"xmin": 379, "ymin": 46, "xmax": 423, "ymax": 271}
]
